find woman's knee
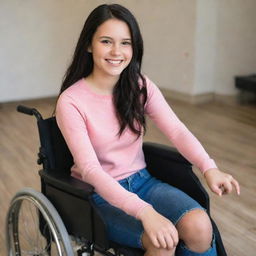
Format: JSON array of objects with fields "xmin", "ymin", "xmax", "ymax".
[{"xmin": 176, "ymin": 209, "xmax": 213, "ymax": 251}]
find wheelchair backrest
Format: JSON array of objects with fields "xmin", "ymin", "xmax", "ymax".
[{"xmin": 37, "ymin": 117, "xmax": 73, "ymax": 172}]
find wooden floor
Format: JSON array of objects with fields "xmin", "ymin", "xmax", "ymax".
[{"xmin": 1, "ymin": 97, "xmax": 256, "ymax": 255}]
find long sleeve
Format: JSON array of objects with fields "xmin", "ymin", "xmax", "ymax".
[
  {"xmin": 145, "ymin": 77, "xmax": 217, "ymax": 173},
  {"xmin": 56, "ymin": 91, "xmax": 151, "ymax": 218}
]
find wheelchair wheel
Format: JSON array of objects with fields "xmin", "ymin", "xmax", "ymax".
[{"xmin": 6, "ymin": 187, "xmax": 74, "ymax": 256}]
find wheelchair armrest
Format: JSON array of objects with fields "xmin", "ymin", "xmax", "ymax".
[
  {"xmin": 143, "ymin": 142, "xmax": 210, "ymax": 211},
  {"xmin": 39, "ymin": 169, "xmax": 94, "ymax": 200},
  {"xmin": 143, "ymin": 142, "xmax": 191, "ymax": 165}
]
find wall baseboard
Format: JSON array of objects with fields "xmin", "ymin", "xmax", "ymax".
[
  {"xmin": 160, "ymin": 88, "xmax": 215, "ymax": 104},
  {"xmin": 214, "ymin": 93, "xmax": 238, "ymax": 105},
  {"xmin": 0, "ymin": 96, "xmax": 57, "ymax": 109},
  {"xmin": 160, "ymin": 88, "xmax": 239, "ymax": 105}
]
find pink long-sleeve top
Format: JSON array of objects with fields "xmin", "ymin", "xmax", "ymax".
[{"xmin": 56, "ymin": 76, "xmax": 217, "ymax": 219}]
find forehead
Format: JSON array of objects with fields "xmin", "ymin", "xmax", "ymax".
[{"xmin": 94, "ymin": 18, "xmax": 131, "ymax": 39}]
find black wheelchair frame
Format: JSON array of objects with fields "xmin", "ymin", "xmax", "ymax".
[{"xmin": 5, "ymin": 105, "xmax": 227, "ymax": 256}]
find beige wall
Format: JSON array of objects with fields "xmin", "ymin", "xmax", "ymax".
[
  {"xmin": 194, "ymin": 0, "xmax": 256, "ymax": 97},
  {"xmin": 214, "ymin": 0, "xmax": 256, "ymax": 95},
  {"xmin": 0, "ymin": 0, "xmax": 91, "ymax": 102},
  {"xmin": 1, "ymin": 0, "xmax": 256, "ymax": 102},
  {"xmin": 194, "ymin": 0, "xmax": 217, "ymax": 95}
]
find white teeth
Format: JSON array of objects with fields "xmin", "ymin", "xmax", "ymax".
[{"xmin": 107, "ymin": 59, "xmax": 123, "ymax": 64}]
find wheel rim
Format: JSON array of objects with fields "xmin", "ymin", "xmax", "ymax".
[{"xmin": 7, "ymin": 195, "xmax": 67, "ymax": 256}]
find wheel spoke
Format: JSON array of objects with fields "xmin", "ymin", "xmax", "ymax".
[{"xmin": 6, "ymin": 188, "xmax": 74, "ymax": 256}]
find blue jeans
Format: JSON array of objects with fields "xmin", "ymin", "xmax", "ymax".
[{"xmin": 92, "ymin": 168, "xmax": 217, "ymax": 255}]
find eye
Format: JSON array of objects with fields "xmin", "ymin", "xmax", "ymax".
[
  {"xmin": 122, "ymin": 41, "xmax": 132, "ymax": 46},
  {"xmin": 101, "ymin": 39, "xmax": 112, "ymax": 44}
]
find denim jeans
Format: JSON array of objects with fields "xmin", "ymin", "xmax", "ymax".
[
  {"xmin": 92, "ymin": 168, "xmax": 217, "ymax": 255},
  {"xmin": 176, "ymin": 236, "xmax": 217, "ymax": 256}
]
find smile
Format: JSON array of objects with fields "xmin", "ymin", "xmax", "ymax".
[{"xmin": 106, "ymin": 59, "xmax": 123, "ymax": 65}]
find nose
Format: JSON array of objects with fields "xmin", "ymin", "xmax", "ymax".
[{"xmin": 110, "ymin": 43, "xmax": 121, "ymax": 56}]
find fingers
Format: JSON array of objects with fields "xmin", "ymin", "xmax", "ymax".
[
  {"xmin": 217, "ymin": 175, "xmax": 240, "ymax": 196},
  {"xmin": 205, "ymin": 169, "xmax": 240, "ymax": 197},
  {"xmin": 149, "ymin": 228, "xmax": 178, "ymax": 250},
  {"xmin": 212, "ymin": 184, "xmax": 223, "ymax": 196},
  {"xmin": 164, "ymin": 233, "xmax": 174, "ymax": 250},
  {"xmin": 141, "ymin": 209, "xmax": 179, "ymax": 250},
  {"xmin": 163, "ymin": 229, "xmax": 179, "ymax": 250},
  {"xmin": 222, "ymin": 180, "xmax": 233, "ymax": 195},
  {"xmin": 160, "ymin": 228, "xmax": 179, "ymax": 250},
  {"xmin": 171, "ymin": 227, "xmax": 179, "ymax": 246},
  {"xmin": 149, "ymin": 234, "xmax": 160, "ymax": 248},
  {"xmin": 157, "ymin": 234, "xmax": 167, "ymax": 249},
  {"xmin": 231, "ymin": 178, "xmax": 241, "ymax": 195}
]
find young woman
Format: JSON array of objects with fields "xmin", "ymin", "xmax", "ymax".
[{"xmin": 56, "ymin": 4, "xmax": 240, "ymax": 256}]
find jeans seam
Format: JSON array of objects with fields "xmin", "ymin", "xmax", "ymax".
[
  {"xmin": 178, "ymin": 233, "xmax": 216, "ymax": 255},
  {"xmin": 173, "ymin": 207, "xmax": 206, "ymax": 225}
]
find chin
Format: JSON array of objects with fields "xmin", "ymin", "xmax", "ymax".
[{"xmin": 105, "ymin": 69, "xmax": 126, "ymax": 77}]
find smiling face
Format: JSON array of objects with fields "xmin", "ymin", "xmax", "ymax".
[{"xmin": 88, "ymin": 18, "xmax": 133, "ymax": 80}]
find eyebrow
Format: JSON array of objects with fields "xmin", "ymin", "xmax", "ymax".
[{"xmin": 99, "ymin": 36, "xmax": 131, "ymax": 41}]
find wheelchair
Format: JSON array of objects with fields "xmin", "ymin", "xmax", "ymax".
[{"xmin": 5, "ymin": 105, "xmax": 227, "ymax": 256}]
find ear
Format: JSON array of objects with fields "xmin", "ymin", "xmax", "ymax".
[{"xmin": 87, "ymin": 46, "xmax": 92, "ymax": 53}]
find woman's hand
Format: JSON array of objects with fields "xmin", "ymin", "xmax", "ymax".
[
  {"xmin": 204, "ymin": 168, "xmax": 240, "ymax": 196},
  {"xmin": 138, "ymin": 206, "xmax": 179, "ymax": 250}
]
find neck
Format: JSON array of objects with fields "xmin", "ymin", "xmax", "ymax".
[{"xmin": 86, "ymin": 72, "xmax": 119, "ymax": 95}]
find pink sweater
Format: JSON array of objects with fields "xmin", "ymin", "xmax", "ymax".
[{"xmin": 56, "ymin": 76, "xmax": 217, "ymax": 218}]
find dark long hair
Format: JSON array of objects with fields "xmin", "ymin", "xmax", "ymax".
[{"xmin": 59, "ymin": 4, "xmax": 147, "ymax": 137}]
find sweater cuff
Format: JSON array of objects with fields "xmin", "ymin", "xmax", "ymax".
[
  {"xmin": 201, "ymin": 158, "xmax": 218, "ymax": 174},
  {"xmin": 122, "ymin": 194, "xmax": 152, "ymax": 218},
  {"xmin": 135, "ymin": 204, "xmax": 153, "ymax": 219}
]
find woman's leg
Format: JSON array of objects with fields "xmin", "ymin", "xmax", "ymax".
[
  {"xmin": 138, "ymin": 174, "xmax": 217, "ymax": 255},
  {"xmin": 175, "ymin": 209, "xmax": 217, "ymax": 256},
  {"xmin": 141, "ymin": 209, "xmax": 217, "ymax": 256},
  {"xmin": 176, "ymin": 209, "xmax": 213, "ymax": 253}
]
